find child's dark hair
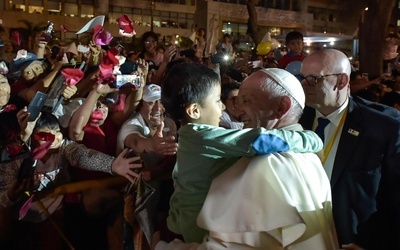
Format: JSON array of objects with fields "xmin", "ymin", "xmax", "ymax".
[
  {"xmin": 33, "ymin": 111, "xmax": 61, "ymax": 134},
  {"xmin": 161, "ymin": 63, "xmax": 220, "ymax": 122},
  {"xmin": 285, "ymin": 31, "xmax": 304, "ymax": 44},
  {"xmin": 221, "ymin": 81, "xmax": 241, "ymax": 103}
]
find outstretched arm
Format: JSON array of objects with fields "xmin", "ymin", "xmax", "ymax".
[
  {"xmin": 179, "ymin": 124, "xmax": 323, "ymax": 158},
  {"xmin": 109, "ymin": 58, "xmax": 148, "ymax": 127},
  {"xmin": 68, "ymin": 83, "xmax": 117, "ymax": 141},
  {"xmin": 122, "ymin": 121, "xmax": 178, "ymax": 156}
]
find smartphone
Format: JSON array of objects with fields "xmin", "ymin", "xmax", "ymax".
[
  {"xmin": 249, "ymin": 60, "xmax": 263, "ymax": 68},
  {"xmin": 115, "ymin": 75, "xmax": 141, "ymax": 89},
  {"xmin": 77, "ymin": 44, "xmax": 90, "ymax": 53},
  {"xmin": 27, "ymin": 91, "xmax": 48, "ymax": 121}
]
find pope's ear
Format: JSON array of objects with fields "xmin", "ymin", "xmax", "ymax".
[
  {"xmin": 275, "ymin": 96, "xmax": 291, "ymax": 119},
  {"xmin": 185, "ymin": 103, "xmax": 201, "ymax": 120}
]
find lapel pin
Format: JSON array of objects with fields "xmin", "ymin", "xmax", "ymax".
[{"xmin": 348, "ymin": 128, "xmax": 359, "ymax": 136}]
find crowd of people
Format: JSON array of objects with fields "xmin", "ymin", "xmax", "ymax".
[{"xmin": 0, "ymin": 17, "xmax": 400, "ymax": 250}]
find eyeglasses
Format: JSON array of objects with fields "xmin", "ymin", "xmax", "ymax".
[
  {"xmin": 144, "ymin": 40, "xmax": 156, "ymax": 45},
  {"xmin": 300, "ymin": 73, "xmax": 342, "ymax": 86}
]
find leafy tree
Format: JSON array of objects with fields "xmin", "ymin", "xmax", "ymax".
[{"xmin": 358, "ymin": 0, "xmax": 396, "ymax": 77}]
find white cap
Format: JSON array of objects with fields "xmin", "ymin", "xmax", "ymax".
[
  {"xmin": 142, "ymin": 84, "xmax": 161, "ymax": 103},
  {"xmin": 260, "ymin": 68, "xmax": 305, "ymax": 109}
]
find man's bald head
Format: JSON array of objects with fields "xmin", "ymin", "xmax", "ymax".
[
  {"xmin": 300, "ymin": 49, "xmax": 351, "ymax": 115},
  {"xmin": 303, "ymin": 49, "xmax": 351, "ymax": 78}
]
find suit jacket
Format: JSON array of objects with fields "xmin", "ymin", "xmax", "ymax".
[{"xmin": 299, "ymin": 97, "xmax": 400, "ymax": 249}]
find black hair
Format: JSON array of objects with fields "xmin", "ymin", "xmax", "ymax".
[
  {"xmin": 33, "ymin": 111, "xmax": 61, "ymax": 134},
  {"xmin": 226, "ymin": 68, "xmax": 244, "ymax": 82},
  {"xmin": 221, "ymin": 81, "xmax": 241, "ymax": 103},
  {"xmin": 141, "ymin": 31, "xmax": 159, "ymax": 45},
  {"xmin": 161, "ymin": 63, "xmax": 220, "ymax": 122},
  {"xmin": 285, "ymin": 31, "xmax": 304, "ymax": 44}
]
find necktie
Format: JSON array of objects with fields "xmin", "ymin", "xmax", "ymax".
[{"xmin": 315, "ymin": 117, "xmax": 330, "ymax": 143}]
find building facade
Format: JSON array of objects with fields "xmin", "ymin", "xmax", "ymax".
[{"xmin": 0, "ymin": 0, "xmax": 399, "ymax": 55}]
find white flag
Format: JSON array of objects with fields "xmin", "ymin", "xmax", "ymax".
[{"xmin": 76, "ymin": 15, "xmax": 105, "ymax": 34}]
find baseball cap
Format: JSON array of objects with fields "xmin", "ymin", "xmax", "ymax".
[
  {"xmin": 260, "ymin": 68, "xmax": 305, "ymax": 109},
  {"xmin": 10, "ymin": 51, "xmax": 44, "ymax": 74},
  {"xmin": 142, "ymin": 84, "xmax": 161, "ymax": 103}
]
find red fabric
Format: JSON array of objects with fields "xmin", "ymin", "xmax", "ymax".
[
  {"xmin": 61, "ymin": 68, "xmax": 84, "ymax": 86},
  {"xmin": 90, "ymin": 110, "xmax": 104, "ymax": 123},
  {"xmin": 102, "ymin": 50, "xmax": 119, "ymax": 66},
  {"xmin": 117, "ymin": 15, "xmax": 134, "ymax": 34},
  {"xmin": 2, "ymin": 104, "xmax": 17, "ymax": 112},
  {"xmin": 6, "ymin": 143, "xmax": 23, "ymax": 157},
  {"xmin": 278, "ymin": 54, "xmax": 306, "ymax": 69},
  {"xmin": 92, "ymin": 25, "xmax": 104, "ymax": 43},
  {"xmin": 110, "ymin": 93, "xmax": 126, "ymax": 112},
  {"xmin": 92, "ymin": 25, "xmax": 113, "ymax": 46},
  {"xmin": 60, "ymin": 25, "xmax": 69, "ymax": 32},
  {"xmin": 11, "ymin": 31, "xmax": 21, "ymax": 46},
  {"xmin": 70, "ymin": 124, "xmax": 109, "ymax": 181},
  {"xmin": 11, "ymin": 82, "xmax": 31, "ymax": 97},
  {"xmin": 96, "ymin": 64, "xmax": 115, "ymax": 85},
  {"xmin": 32, "ymin": 132, "xmax": 55, "ymax": 160},
  {"xmin": 83, "ymin": 124, "xmax": 105, "ymax": 137}
]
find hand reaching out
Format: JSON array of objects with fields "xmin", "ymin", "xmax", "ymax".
[
  {"xmin": 94, "ymin": 82, "xmax": 118, "ymax": 96},
  {"xmin": 136, "ymin": 58, "xmax": 149, "ymax": 87},
  {"xmin": 150, "ymin": 122, "xmax": 178, "ymax": 155},
  {"xmin": 112, "ymin": 148, "xmax": 143, "ymax": 183}
]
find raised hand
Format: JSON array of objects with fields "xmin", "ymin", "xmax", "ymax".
[
  {"xmin": 62, "ymin": 85, "xmax": 78, "ymax": 100},
  {"xmin": 112, "ymin": 148, "xmax": 143, "ymax": 183},
  {"xmin": 17, "ymin": 107, "xmax": 41, "ymax": 142}
]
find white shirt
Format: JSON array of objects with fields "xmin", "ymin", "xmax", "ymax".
[
  {"xmin": 116, "ymin": 112, "xmax": 176, "ymax": 155},
  {"xmin": 314, "ymin": 98, "xmax": 349, "ymax": 179}
]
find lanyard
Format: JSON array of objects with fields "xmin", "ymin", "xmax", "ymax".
[{"xmin": 321, "ymin": 108, "xmax": 348, "ymax": 165}]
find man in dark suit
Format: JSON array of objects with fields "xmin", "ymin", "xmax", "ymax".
[{"xmin": 299, "ymin": 49, "xmax": 400, "ymax": 250}]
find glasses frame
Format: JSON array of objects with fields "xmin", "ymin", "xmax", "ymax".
[
  {"xmin": 301, "ymin": 73, "xmax": 342, "ymax": 86},
  {"xmin": 144, "ymin": 40, "xmax": 157, "ymax": 45}
]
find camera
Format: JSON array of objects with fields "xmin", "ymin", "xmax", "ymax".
[
  {"xmin": 210, "ymin": 52, "xmax": 230, "ymax": 64},
  {"xmin": 115, "ymin": 74, "xmax": 141, "ymax": 89}
]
